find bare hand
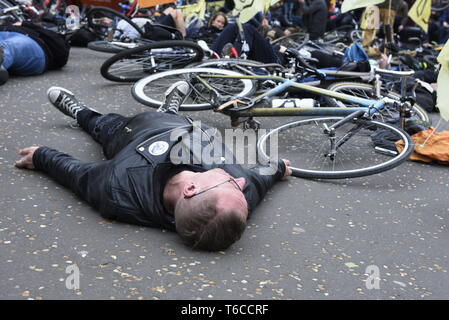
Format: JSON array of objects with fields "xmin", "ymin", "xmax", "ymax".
[
  {"xmin": 15, "ymin": 146, "xmax": 39, "ymax": 169},
  {"xmin": 282, "ymin": 159, "xmax": 292, "ymax": 179}
]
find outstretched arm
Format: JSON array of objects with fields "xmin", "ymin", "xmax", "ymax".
[
  {"xmin": 15, "ymin": 146, "xmax": 100, "ymax": 200},
  {"xmin": 242, "ymin": 159, "xmax": 292, "ymax": 213}
]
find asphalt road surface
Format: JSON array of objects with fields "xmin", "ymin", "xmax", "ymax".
[{"xmin": 1, "ymin": 48, "xmax": 449, "ymax": 300}]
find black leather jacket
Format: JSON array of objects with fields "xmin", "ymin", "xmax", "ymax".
[{"xmin": 32, "ymin": 112, "xmax": 286, "ymax": 231}]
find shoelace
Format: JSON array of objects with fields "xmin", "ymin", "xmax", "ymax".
[
  {"xmin": 167, "ymin": 90, "xmax": 183, "ymax": 111},
  {"xmin": 60, "ymin": 95, "xmax": 83, "ymax": 115}
]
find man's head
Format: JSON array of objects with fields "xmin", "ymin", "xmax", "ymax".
[{"xmin": 174, "ymin": 168, "xmax": 248, "ymax": 251}]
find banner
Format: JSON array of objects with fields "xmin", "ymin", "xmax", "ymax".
[
  {"xmin": 360, "ymin": 5, "xmax": 380, "ymax": 30},
  {"xmin": 233, "ymin": 0, "xmax": 265, "ymax": 23},
  {"xmin": 341, "ymin": 0, "xmax": 383, "ymax": 13},
  {"xmin": 179, "ymin": 0, "xmax": 206, "ymax": 20},
  {"xmin": 408, "ymin": 0, "xmax": 431, "ymax": 32},
  {"xmin": 205, "ymin": 0, "xmax": 225, "ymax": 12},
  {"xmin": 264, "ymin": 0, "xmax": 281, "ymax": 11},
  {"xmin": 137, "ymin": 0, "xmax": 175, "ymax": 9},
  {"xmin": 437, "ymin": 40, "xmax": 449, "ymax": 121}
]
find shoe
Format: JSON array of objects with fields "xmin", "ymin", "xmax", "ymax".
[
  {"xmin": 157, "ymin": 81, "xmax": 190, "ymax": 114},
  {"xmin": 47, "ymin": 87, "xmax": 94, "ymax": 119},
  {"xmin": 0, "ymin": 46, "xmax": 9, "ymax": 86}
]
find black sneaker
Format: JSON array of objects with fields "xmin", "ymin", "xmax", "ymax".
[
  {"xmin": 0, "ymin": 46, "xmax": 9, "ymax": 86},
  {"xmin": 47, "ymin": 87, "xmax": 94, "ymax": 119},
  {"xmin": 157, "ymin": 81, "xmax": 190, "ymax": 114}
]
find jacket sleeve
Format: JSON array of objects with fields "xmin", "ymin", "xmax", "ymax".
[
  {"xmin": 242, "ymin": 160, "xmax": 287, "ymax": 214},
  {"xmin": 32, "ymin": 147, "xmax": 103, "ymax": 202}
]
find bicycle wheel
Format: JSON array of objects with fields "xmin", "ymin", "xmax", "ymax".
[
  {"xmin": 132, "ymin": 67, "xmax": 257, "ymax": 110},
  {"xmin": 87, "ymin": 6, "xmax": 144, "ymax": 39},
  {"xmin": 322, "ymin": 27, "xmax": 350, "ymax": 44},
  {"xmin": 432, "ymin": 0, "xmax": 449, "ymax": 11},
  {"xmin": 101, "ymin": 40, "xmax": 204, "ymax": 82},
  {"xmin": 188, "ymin": 58, "xmax": 282, "ymax": 75},
  {"xmin": 257, "ymin": 117, "xmax": 414, "ymax": 179},
  {"xmin": 0, "ymin": 0, "xmax": 24, "ymax": 25},
  {"xmin": 324, "ymin": 82, "xmax": 431, "ymax": 125},
  {"xmin": 270, "ymin": 32, "xmax": 309, "ymax": 49}
]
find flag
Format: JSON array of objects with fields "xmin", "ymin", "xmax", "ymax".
[
  {"xmin": 137, "ymin": 0, "xmax": 175, "ymax": 9},
  {"xmin": 360, "ymin": 5, "xmax": 380, "ymax": 30},
  {"xmin": 437, "ymin": 40, "xmax": 449, "ymax": 121},
  {"xmin": 408, "ymin": 0, "xmax": 431, "ymax": 32},
  {"xmin": 233, "ymin": 0, "xmax": 265, "ymax": 23},
  {"xmin": 341, "ymin": 0, "xmax": 384, "ymax": 13},
  {"xmin": 264, "ymin": 0, "xmax": 280, "ymax": 11},
  {"xmin": 179, "ymin": 0, "xmax": 206, "ymax": 20}
]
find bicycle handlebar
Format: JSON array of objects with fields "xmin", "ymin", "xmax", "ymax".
[{"xmin": 373, "ymin": 67, "xmax": 415, "ymax": 78}]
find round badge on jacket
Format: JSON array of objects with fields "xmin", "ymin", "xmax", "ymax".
[{"xmin": 148, "ymin": 141, "xmax": 169, "ymax": 156}]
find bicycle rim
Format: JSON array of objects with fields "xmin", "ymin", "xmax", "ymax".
[
  {"xmin": 325, "ymin": 82, "xmax": 431, "ymax": 126},
  {"xmin": 132, "ymin": 67, "xmax": 256, "ymax": 110},
  {"xmin": 87, "ymin": 6, "xmax": 144, "ymax": 38},
  {"xmin": 257, "ymin": 117, "xmax": 414, "ymax": 179},
  {"xmin": 101, "ymin": 41, "xmax": 204, "ymax": 82},
  {"xmin": 270, "ymin": 32, "xmax": 309, "ymax": 49}
]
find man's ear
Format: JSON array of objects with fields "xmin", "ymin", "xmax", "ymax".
[{"xmin": 183, "ymin": 183, "xmax": 197, "ymax": 198}]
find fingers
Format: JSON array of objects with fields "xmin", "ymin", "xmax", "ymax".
[
  {"xmin": 281, "ymin": 159, "xmax": 293, "ymax": 179},
  {"xmin": 15, "ymin": 157, "xmax": 28, "ymax": 169},
  {"xmin": 16, "ymin": 147, "xmax": 38, "ymax": 169},
  {"xmin": 18, "ymin": 146, "xmax": 39, "ymax": 155}
]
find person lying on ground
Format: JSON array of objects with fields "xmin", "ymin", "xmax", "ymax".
[
  {"xmin": 0, "ymin": 21, "xmax": 70, "ymax": 85},
  {"xmin": 15, "ymin": 82, "xmax": 292, "ymax": 251}
]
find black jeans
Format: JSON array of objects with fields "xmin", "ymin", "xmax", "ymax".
[
  {"xmin": 211, "ymin": 23, "xmax": 282, "ymax": 64},
  {"xmin": 76, "ymin": 110, "xmax": 129, "ymax": 159}
]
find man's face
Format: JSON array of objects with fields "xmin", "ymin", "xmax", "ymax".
[{"xmin": 190, "ymin": 169, "xmax": 248, "ymax": 218}]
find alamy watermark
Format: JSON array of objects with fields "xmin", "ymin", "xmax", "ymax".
[
  {"xmin": 167, "ymin": 121, "xmax": 279, "ymax": 175},
  {"xmin": 65, "ymin": 264, "xmax": 80, "ymax": 290},
  {"xmin": 365, "ymin": 265, "xmax": 380, "ymax": 290}
]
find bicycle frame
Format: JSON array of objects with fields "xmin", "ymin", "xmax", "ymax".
[{"xmin": 197, "ymin": 73, "xmax": 398, "ymax": 120}]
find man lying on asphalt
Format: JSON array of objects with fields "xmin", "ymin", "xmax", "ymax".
[{"xmin": 15, "ymin": 82, "xmax": 292, "ymax": 251}]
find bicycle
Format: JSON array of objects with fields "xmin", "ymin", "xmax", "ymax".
[
  {"xmin": 130, "ymin": 67, "xmax": 417, "ymax": 179},
  {"xmin": 432, "ymin": 0, "xmax": 449, "ymax": 11},
  {"xmin": 99, "ymin": 39, "xmax": 204, "ymax": 82},
  {"xmin": 0, "ymin": 0, "xmax": 25, "ymax": 25},
  {"xmin": 130, "ymin": 59, "xmax": 430, "ymax": 126}
]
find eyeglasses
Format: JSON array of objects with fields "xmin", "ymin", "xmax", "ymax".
[{"xmin": 185, "ymin": 177, "xmax": 242, "ymax": 199}]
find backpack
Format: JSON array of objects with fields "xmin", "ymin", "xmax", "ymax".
[
  {"xmin": 69, "ymin": 27, "xmax": 99, "ymax": 47},
  {"xmin": 143, "ymin": 22, "xmax": 183, "ymax": 41}
]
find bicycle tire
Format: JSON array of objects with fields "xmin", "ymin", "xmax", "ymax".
[
  {"xmin": 0, "ymin": 0, "xmax": 24, "ymax": 24},
  {"xmin": 324, "ymin": 82, "xmax": 431, "ymax": 126},
  {"xmin": 432, "ymin": 1, "xmax": 449, "ymax": 11},
  {"xmin": 101, "ymin": 40, "xmax": 204, "ymax": 82},
  {"xmin": 257, "ymin": 117, "xmax": 414, "ymax": 179},
  {"xmin": 132, "ymin": 67, "xmax": 257, "ymax": 110},
  {"xmin": 270, "ymin": 32, "xmax": 309, "ymax": 49},
  {"xmin": 322, "ymin": 28, "xmax": 351, "ymax": 44},
  {"xmin": 87, "ymin": 6, "xmax": 145, "ymax": 39}
]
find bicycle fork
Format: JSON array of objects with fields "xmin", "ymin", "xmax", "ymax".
[{"xmin": 322, "ymin": 110, "xmax": 366, "ymax": 160}]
